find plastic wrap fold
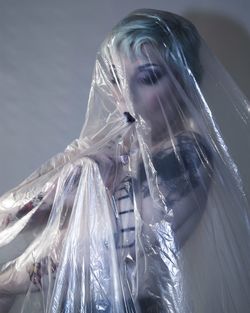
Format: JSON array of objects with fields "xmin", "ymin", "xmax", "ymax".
[{"xmin": 0, "ymin": 9, "xmax": 250, "ymax": 313}]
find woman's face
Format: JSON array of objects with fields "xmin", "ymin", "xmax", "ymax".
[{"xmin": 110, "ymin": 44, "xmax": 185, "ymax": 143}]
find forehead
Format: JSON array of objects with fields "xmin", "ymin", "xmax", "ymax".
[{"xmin": 110, "ymin": 44, "xmax": 165, "ymax": 75}]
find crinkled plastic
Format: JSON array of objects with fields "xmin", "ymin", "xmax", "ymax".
[{"xmin": 0, "ymin": 9, "xmax": 250, "ymax": 313}]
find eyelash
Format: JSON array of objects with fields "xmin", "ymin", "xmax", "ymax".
[
  {"xmin": 110, "ymin": 69, "xmax": 163, "ymax": 86},
  {"xmin": 138, "ymin": 70, "xmax": 163, "ymax": 85}
]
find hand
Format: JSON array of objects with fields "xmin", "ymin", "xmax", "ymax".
[{"xmin": 90, "ymin": 151, "xmax": 117, "ymax": 189}]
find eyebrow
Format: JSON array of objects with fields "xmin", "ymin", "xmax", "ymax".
[{"xmin": 137, "ymin": 63, "xmax": 161, "ymax": 71}]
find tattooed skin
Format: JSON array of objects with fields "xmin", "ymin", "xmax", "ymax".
[
  {"xmin": 139, "ymin": 132, "xmax": 212, "ymax": 206},
  {"xmin": 112, "ymin": 132, "xmax": 213, "ymax": 312},
  {"xmin": 113, "ymin": 176, "xmax": 136, "ymax": 251},
  {"xmin": 113, "ymin": 131, "xmax": 213, "ymax": 252}
]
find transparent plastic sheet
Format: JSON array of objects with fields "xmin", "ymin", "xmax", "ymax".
[{"xmin": 0, "ymin": 9, "xmax": 250, "ymax": 313}]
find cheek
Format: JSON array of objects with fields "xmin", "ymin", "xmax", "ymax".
[{"xmin": 135, "ymin": 84, "xmax": 174, "ymax": 120}]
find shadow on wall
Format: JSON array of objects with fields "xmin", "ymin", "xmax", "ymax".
[
  {"xmin": 185, "ymin": 10, "xmax": 250, "ymax": 101},
  {"xmin": 185, "ymin": 10, "xmax": 250, "ymax": 204}
]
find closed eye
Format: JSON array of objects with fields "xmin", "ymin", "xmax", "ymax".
[
  {"xmin": 138, "ymin": 69, "xmax": 164, "ymax": 85},
  {"xmin": 136, "ymin": 63, "xmax": 165, "ymax": 86}
]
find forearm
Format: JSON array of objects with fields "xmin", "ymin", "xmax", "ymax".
[{"xmin": 0, "ymin": 227, "xmax": 65, "ymax": 295}]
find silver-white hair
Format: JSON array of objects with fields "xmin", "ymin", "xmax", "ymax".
[{"xmin": 101, "ymin": 9, "xmax": 202, "ymax": 82}]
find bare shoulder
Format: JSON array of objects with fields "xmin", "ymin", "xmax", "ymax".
[{"xmin": 141, "ymin": 131, "xmax": 213, "ymax": 181}]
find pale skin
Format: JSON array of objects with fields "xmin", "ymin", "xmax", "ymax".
[
  {"xmin": 109, "ymin": 44, "xmax": 187, "ymax": 144},
  {"xmin": 107, "ymin": 45, "xmax": 212, "ymax": 307},
  {"xmin": 109, "ymin": 43, "xmax": 212, "ymax": 242},
  {"xmin": 0, "ymin": 44, "xmax": 212, "ymax": 311}
]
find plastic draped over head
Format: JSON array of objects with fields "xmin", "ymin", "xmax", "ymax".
[{"xmin": 0, "ymin": 8, "xmax": 250, "ymax": 313}]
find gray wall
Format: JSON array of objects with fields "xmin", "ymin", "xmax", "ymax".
[{"xmin": 0, "ymin": 0, "xmax": 249, "ymax": 194}]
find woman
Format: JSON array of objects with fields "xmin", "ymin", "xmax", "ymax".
[{"xmin": 0, "ymin": 9, "xmax": 249, "ymax": 313}]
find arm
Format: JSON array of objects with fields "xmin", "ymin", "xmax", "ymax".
[
  {"xmin": 0, "ymin": 228, "xmax": 65, "ymax": 296},
  {"xmin": 0, "ymin": 164, "xmax": 84, "ymax": 230},
  {"xmin": 140, "ymin": 132, "xmax": 213, "ymax": 249},
  {"xmin": 0, "ymin": 165, "xmax": 82, "ymax": 300},
  {"xmin": 0, "ymin": 187, "xmax": 56, "ymax": 230}
]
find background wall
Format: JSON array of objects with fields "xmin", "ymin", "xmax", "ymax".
[{"xmin": 0, "ymin": 0, "xmax": 249, "ymax": 195}]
